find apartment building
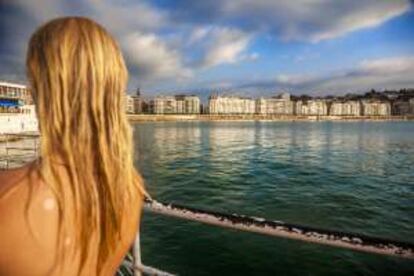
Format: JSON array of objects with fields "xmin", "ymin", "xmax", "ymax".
[
  {"xmin": 208, "ymin": 95, "xmax": 255, "ymax": 114},
  {"xmin": 329, "ymin": 101, "xmax": 361, "ymax": 116},
  {"xmin": 256, "ymin": 93, "xmax": 294, "ymax": 115},
  {"xmin": 361, "ymin": 100, "xmax": 391, "ymax": 116},
  {"xmin": 152, "ymin": 95, "xmax": 200, "ymax": 114},
  {"xmin": 296, "ymin": 99, "xmax": 328, "ymax": 115}
]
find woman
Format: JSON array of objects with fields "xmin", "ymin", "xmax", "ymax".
[{"xmin": 0, "ymin": 17, "xmax": 145, "ymax": 275}]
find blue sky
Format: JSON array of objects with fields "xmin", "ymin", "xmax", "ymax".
[{"xmin": 1, "ymin": 0, "xmax": 414, "ymax": 98}]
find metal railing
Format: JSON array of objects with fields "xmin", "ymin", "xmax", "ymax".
[{"xmin": 130, "ymin": 199, "xmax": 413, "ymax": 275}]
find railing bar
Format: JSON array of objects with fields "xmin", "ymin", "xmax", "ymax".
[
  {"xmin": 134, "ymin": 264, "xmax": 176, "ymax": 276},
  {"xmin": 144, "ymin": 199, "xmax": 413, "ymax": 260},
  {"xmin": 133, "ymin": 234, "xmax": 142, "ymax": 276}
]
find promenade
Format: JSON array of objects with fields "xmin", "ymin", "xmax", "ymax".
[{"xmin": 127, "ymin": 114, "xmax": 414, "ymax": 122}]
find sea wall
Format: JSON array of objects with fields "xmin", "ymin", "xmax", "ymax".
[
  {"xmin": 127, "ymin": 114, "xmax": 414, "ymax": 122},
  {"xmin": 1, "ymin": 113, "xmax": 412, "ymax": 135}
]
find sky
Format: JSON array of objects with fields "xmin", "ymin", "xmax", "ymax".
[{"xmin": 1, "ymin": 0, "xmax": 414, "ymax": 98}]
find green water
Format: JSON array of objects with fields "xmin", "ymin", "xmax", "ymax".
[{"xmin": 133, "ymin": 121, "xmax": 414, "ymax": 275}]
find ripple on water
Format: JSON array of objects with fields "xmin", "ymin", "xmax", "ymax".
[{"xmin": 135, "ymin": 121, "xmax": 414, "ymax": 276}]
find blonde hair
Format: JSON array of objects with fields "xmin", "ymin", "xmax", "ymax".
[{"xmin": 26, "ymin": 17, "xmax": 144, "ymax": 274}]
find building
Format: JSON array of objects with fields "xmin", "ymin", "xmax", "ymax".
[
  {"xmin": 256, "ymin": 93, "xmax": 294, "ymax": 115},
  {"xmin": 152, "ymin": 96, "xmax": 175, "ymax": 114},
  {"xmin": 296, "ymin": 99, "xmax": 328, "ymax": 115},
  {"xmin": 329, "ymin": 101, "xmax": 361, "ymax": 116},
  {"xmin": 392, "ymin": 100, "xmax": 411, "ymax": 115},
  {"xmin": 175, "ymin": 95, "xmax": 200, "ymax": 114},
  {"xmin": 20, "ymin": 105, "xmax": 36, "ymax": 115},
  {"xmin": 361, "ymin": 100, "xmax": 391, "ymax": 116},
  {"xmin": 208, "ymin": 95, "xmax": 255, "ymax": 114},
  {"xmin": 124, "ymin": 94, "xmax": 135, "ymax": 114},
  {"xmin": 410, "ymin": 99, "xmax": 414, "ymax": 114},
  {"xmin": 124, "ymin": 88, "xmax": 147, "ymax": 114},
  {"xmin": 0, "ymin": 81, "xmax": 33, "ymax": 113},
  {"xmin": 131, "ymin": 88, "xmax": 144, "ymax": 114},
  {"xmin": 152, "ymin": 95, "xmax": 200, "ymax": 114}
]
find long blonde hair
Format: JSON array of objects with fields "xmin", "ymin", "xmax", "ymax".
[{"xmin": 26, "ymin": 17, "xmax": 144, "ymax": 274}]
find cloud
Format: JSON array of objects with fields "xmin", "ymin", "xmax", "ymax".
[
  {"xmin": 1, "ymin": 0, "xmax": 171, "ymax": 84},
  {"xmin": 301, "ymin": 1, "xmax": 411, "ymax": 42},
  {"xmin": 169, "ymin": 0, "xmax": 411, "ymax": 42},
  {"xmin": 85, "ymin": 0, "xmax": 166, "ymax": 33},
  {"xmin": 1, "ymin": 1, "xmax": 256, "ymax": 87},
  {"xmin": 358, "ymin": 57, "xmax": 414, "ymax": 75},
  {"xmin": 314, "ymin": 56, "xmax": 414, "ymax": 92},
  {"xmin": 234, "ymin": 56, "xmax": 414, "ymax": 95},
  {"xmin": 198, "ymin": 27, "xmax": 253, "ymax": 68},
  {"xmin": 123, "ymin": 32, "xmax": 192, "ymax": 82},
  {"xmin": 1, "ymin": 0, "xmax": 412, "ymax": 93}
]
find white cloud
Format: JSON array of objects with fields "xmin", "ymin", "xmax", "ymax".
[
  {"xmin": 86, "ymin": 0, "xmax": 166, "ymax": 33},
  {"xmin": 295, "ymin": 56, "xmax": 414, "ymax": 93},
  {"xmin": 359, "ymin": 57, "xmax": 414, "ymax": 75},
  {"xmin": 275, "ymin": 74, "xmax": 317, "ymax": 86},
  {"xmin": 304, "ymin": 1, "xmax": 411, "ymax": 42},
  {"xmin": 234, "ymin": 56, "xmax": 414, "ymax": 95},
  {"xmin": 314, "ymin": 56, "xmax": 414, "ymax": 92},
  {"xmin": 198, "ymin": 27, "xmax": 252, "ymax": 68},
  {"xmin": 183, "ymin": 0, "xmax": 411, "ymax": 42},
  {"xmin": 122, "ymin": 32, "xmax": 192, "ymax": 82},
  {"xmin": 188, "ymin": 26, "xmax": 212, "ymax": 44}
]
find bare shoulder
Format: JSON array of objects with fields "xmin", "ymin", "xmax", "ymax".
[
  {"xmin": 0, "ymin": 161, "xmax": 58, "ymax": 276},
  {"xmin": 0, "ymin": 161, "xmax": 37, "ymax": 197}
]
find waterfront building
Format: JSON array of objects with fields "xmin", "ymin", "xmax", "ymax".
[
  {"xmin": 256, "ymin": 93, "xmax": 294, "ymax": 115},
  {"xmin": 152, "ymin": 96, "xmax": 176, "ymax": 114},
  {"xmin": 152, "ymin": 95, "xmax": 200, "ymax": 114},
  {"xmin": 175, "ymin": 95, "xmax": 200, "ymax": 114},
  {"xmin": 410, "ymin": 99, "xmax": 414, "ymax": 114},
  {"xmin": 0, "ymin": 81, "xmax": 33, "ymax": 113},
  {"xmin": 132, "ymin": 96, "xmax": 144, "ymax": 113},
  {"xmin": 361, "ymin": 100, "xmax": 391, "ymax": 116},
  {"xmin": 130, "ymin": 88, "xmax": 144, "ymax": 114},
  {"xmin": 295, "ymin": 99, "xmax": 328, "ymax": 115},
  {"xmin": 208, "ymin": 95, "xmax": 255, "ymax": 114},
  {"xmin": 392, "ymin": 100, "xmax": 411, "ymax": 115},
  {"xmin": 329, "ymin": 101, "xmax": 361, "ymax": 116},
  {"xmin": 0, "ymin": 82, "xmax": 37, "ymax": 133},
  {"xmin": 124, "ymin": 94, "xmax": 135, "ymax": 114}
]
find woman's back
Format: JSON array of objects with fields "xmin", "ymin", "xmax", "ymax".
[{"xmin": 0, "ymin": 162, "xmax": 142, "ymax": 275}]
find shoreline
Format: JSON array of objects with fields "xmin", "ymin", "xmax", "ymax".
[{"xmin": 127, "ymin": 114, "xmax": 414, "ymax": 122}]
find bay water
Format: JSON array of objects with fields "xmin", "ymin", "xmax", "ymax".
[{"xmin": 133, "ymin": 121, "xmax": 414, "ymax": 275}]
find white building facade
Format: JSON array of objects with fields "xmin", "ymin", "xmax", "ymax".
[
  {"xmin": 256, "ymin": 93, "xmax": 294, "ymax": 115},
  {"xmin": 152, "ymin": 95, "xmax": 200, "ymax": 114},
  {"xmin": 329, "ymin": 101, "xmax": 361, "ymax": 116},
  {"xmin": 361, "ymin": 100, "xmax": 391, "ymax": 116},
  {"xmin": 296, "ymin": 100, "xmax": 328, "ymax": 115},
  {"xmin": 124, "ymin": 94, "xmax": 135, "ymax": 114},
  {"xmin": 392, "ymin": 100, "xmax": 411, "ymax": 115},
  {"xmin": 208, "ymin": 96, "xmax": 255, "ymax": 114}
]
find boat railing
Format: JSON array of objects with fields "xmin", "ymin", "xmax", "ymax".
[{"xmin": 129, "ymin": 198, "xmax": 413, "ymax": 275}]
